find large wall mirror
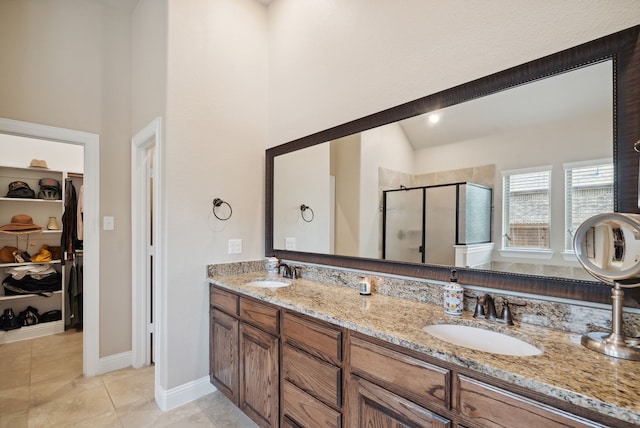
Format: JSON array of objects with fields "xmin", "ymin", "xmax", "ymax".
[{"xmin": 266, "ymin": 26, "xmax": 640, "ymax": 307}]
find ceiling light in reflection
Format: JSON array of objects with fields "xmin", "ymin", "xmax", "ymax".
[{"xmin": 427, "ymin": 113, "xmax": 440, "ymax": 125}]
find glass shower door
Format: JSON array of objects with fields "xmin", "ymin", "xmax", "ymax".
[
  {"xmin": 383, "ymin": 188, "xmax": 424, "ymax": 263},
  {"xmin": 424, "ymin": 185, "xmax": 457, "ymax": 265}
]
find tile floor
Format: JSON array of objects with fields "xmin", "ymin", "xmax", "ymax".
[{"xmin": 0, "ymin": 330, "xmax": 258, "ymax": 427}]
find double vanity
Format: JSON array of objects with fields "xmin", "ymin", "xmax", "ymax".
[{"xmin": 208, "ymin": 262, "xmax": 640, "ymax": 428}]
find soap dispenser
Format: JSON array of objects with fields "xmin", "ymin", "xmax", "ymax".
[{"xmin": 443, "ymin": 269, "xmax": 463, "ymax": 316}]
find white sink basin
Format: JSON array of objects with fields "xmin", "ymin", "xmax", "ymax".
[
  {"xmin": 423, "ymin": 324, "xmax": 542, "ymax": 357},
  {"xmin": 244, "ymin": 279, "xmax": 291, "ymax": 288}
]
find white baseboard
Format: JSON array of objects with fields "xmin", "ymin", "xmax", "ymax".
[
  {"xmin": 96, "ymin": 350, "xmax": 216, "ymax": 412},
  {"xmin": 97, "ymin": 350, "xmax": 132, "ymax": 374},
  {"xmin": 155, "ymin": 375, "xmax": 217, "ymax": 412}
]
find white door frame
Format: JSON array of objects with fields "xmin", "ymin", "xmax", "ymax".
[
  {"xmin": 131, "ymin": 117, "xmax": 164, "ymax": 402},
  {"xmin": 0, "ymin": 117, "xmax": 100, "ymax": 376}
]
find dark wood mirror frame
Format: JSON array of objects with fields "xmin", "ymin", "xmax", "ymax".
[{"xmin": 266, "ymin": 25, "xmax": 640, "ymax": 307}]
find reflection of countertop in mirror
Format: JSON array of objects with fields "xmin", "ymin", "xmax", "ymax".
[{"xmin": 209, "ymin": 270, "xmax": 640, "ymax": 425}]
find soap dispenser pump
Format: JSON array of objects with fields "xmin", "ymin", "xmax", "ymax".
[{"xmin": 443, "ymin": 269, "xmax": 463, "ymax": 316}]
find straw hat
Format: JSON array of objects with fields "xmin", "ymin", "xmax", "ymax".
[
  {"xmin": 29, "ymin": 159, "xmax": 48, "ymax": 169},
  {"xmin": 0, "ymin": 214, "xmax": 42, "ymax": 233}
]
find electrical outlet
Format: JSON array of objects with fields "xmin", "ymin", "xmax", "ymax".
[
  {"xmin": 285, "ymin": 237, "xmax": 296, "ymax": 250},
  {"xmin": 228, "ymin": 239, "xmax": 242, "ymax": 254}
]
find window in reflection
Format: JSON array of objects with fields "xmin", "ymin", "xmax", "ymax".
[
  {"xmin": 564, "ymin": 159, "xmax": 614, "ymax": 251},
  {"xmin": 502, "ymin": 167, "xmax": 551, "ymax": 250}
]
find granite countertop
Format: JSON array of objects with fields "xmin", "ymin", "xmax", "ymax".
[{"xmin": 209, "ymin": 272, "xmax": 640, "ymax": 425}]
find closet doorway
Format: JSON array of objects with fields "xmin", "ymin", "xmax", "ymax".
[{"xmin": 0, "ymin": 117, "xmax": 100, "ymax": 376}]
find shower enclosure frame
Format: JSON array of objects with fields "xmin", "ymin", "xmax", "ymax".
[{"xmin": 382, "ymin": 182, "xmax": 492, "ymax": 264}]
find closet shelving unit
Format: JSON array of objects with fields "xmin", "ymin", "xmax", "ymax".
[{"xmin": 0, "ymin": 165, "xmax": 67, "ymax": 343}]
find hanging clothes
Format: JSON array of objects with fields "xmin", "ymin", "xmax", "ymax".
[
  {"xmin": 61, "ymin": 179, "xmax": 78, "ymax": 260},
  {"xmin": 77, "ymin": 184, "xmax": 84, "ymax": 243},
  {"xmin": 68, "ymin": 257, "xmax": 82, "ymax": 330}
]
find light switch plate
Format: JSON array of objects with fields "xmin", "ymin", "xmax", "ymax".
[
  {"xmin": 228, "ymin": 239, "xmax": 242, "ymax": 254},
  {"xmin": 285, "ymin": 237, "xmax": 296, "ymax": 250},
  {"xmin": 103, "ymin": 216, "xmax": 114, "ymax": 230}
]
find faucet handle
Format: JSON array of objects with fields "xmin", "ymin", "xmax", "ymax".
[
  {"xmin": 499, "ymin": 300, "xmax": 515, "ymax": 326},
  {"xmin": 472, "ymin": 296, "xmax": 486, "ymax": 319},
  {"xmin": 292, "ymin": 266, "xmax": 301, "ymax": 279},
  {"xmin": 498, "ymin": 300, "xmax": 526, "ymax": 325}
]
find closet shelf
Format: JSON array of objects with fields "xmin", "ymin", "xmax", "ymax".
[
  {"xmin": 0, "ymin": 197, "xmax": 62, "ymax": 203},
  {"xmin": 0, "ymin": 260, "xmax": 62, "ymax": 268},
  {"xmin": 0, "ymin": 290, "xmax": 62, "ymax": 302}
]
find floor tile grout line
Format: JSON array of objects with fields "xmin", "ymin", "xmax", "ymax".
[
  {"xmin": 3, "ymin": 330, "xmax": 253, "ymax": 427},
  {"xmin": 99, "ymin": 371, "xmax": 127, "ymax": 427}
]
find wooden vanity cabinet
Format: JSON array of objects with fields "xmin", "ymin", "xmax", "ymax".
[
  {"xmin": 281, "ymin": 311, "xmax": 343, "ymax": 428},
  {"xmin": 210, "ymin": 285, "xmax": 625, "ymax": 428},
  {"xmin": 347, "ymin": 374, "xmax": 451, "ymax": 427},
  {"xmin": 346, "ymin": 332, "xmax": 452, "ymax": 427},
  {"xmin": 209, "ymin": 286, "xmax": 279, "ymax": 428},
  {"xmin": 210, "ymin": 287, "xmax": 239, "ymax": 402},
  {"xmin": 239, "ymin": 322, "xmax": 279, "ymax": 427},
  {"xmin": 210, "ymin": 308, "xmax": 239, "ymax": 403},
  {"xmin": 454, "ymin": 374, "xmax": 608, "ymax": 428},
  {"xmin": 346, "ymin": 332, "xmax": 611, "ymax": 428}
]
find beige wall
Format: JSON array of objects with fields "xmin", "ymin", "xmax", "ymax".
[
  {"xmin": 267, "ymin": 0, "xmax": 640, "ymax": 148},
  {"xmin": 0, "ymin": 0, "xmax": 133, "ymax": 358},
  {"xmin": 333, "ymin": 135, "xmax": 361, "ymax": 257},
  {"xmin": 274, "ymin": 143, "xmax": 331, "ymax": 253},
  {"xmin": 164, "ymin": 0, "xmax": 268, "ymax": 388},
  {"xmin": 132, "ymin": 0, "xmax": 167, "ymax": 133}
]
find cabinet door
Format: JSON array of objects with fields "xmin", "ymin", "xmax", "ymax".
[
  {"xmin": 347, "ymin": 375, "xmax": 450, "ymax": 428},
  {"xmin": 239, "ymin": 322, "xmax": 279, "ymax": 428},
  {"xmin": 210, "ymin": 308, "xmax": 239, "ymax": 404}
]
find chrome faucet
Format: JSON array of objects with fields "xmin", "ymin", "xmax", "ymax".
[{"xmin": 473, "ymin": 294, "xmax": 524, "ymax": 326}]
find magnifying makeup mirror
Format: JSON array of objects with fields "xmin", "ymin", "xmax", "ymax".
[{"xmin": 573, "ymin": 213, "xmax": 640, "ymax": 360}]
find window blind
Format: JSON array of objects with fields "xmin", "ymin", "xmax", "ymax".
[
  {"xmin": 503, "ymin": 169, "xmax": 551, "ymax": 249},
  {"xmin": 565, "ymin": 162, "xmax": 613, "ymax": 250}
]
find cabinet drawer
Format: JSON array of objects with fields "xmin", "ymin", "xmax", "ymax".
[
  {"xmin": 210, "ymin": 286, "xmax": 238, "ymax": 315},
  {"xmin": 283, "ymin": 344, "xmax": 341, "ymax": 409},
  {"xmin": 454, "ymin": 375, "xmax": 605, "ymax": 428},
  {"xmin": 348, "ymin": 375, "xmax": 450, "ymax": 428},
  {"xmin": 240, "ymin": 297, "xmax": 279, "ymax": 335},
  {"xmin": 283, "ymin": 380, "xmax": 341, "ymax": 428},
  {"xmin": 349, "ymin": 335, "xmax": 449, "ymax": 409},
  {"xmin": 283, "ymin": 312, "xmax": 342, "ymax": 363}
]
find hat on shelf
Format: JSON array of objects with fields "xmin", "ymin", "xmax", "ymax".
[
  {"xmin": 0, "ymin": 246, "xmax": 18, "ymax": 263},
  {"xmin": 0, "ymin": 214, "xmax": 43, "ymax": 233},
  {"xmin": 29, "ymin": 159, "xmax": 48, "ymax": 169}
]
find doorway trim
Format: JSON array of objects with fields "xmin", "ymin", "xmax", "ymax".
[
  {"xmin": 131, "ymin": 117, "xmax": 164, "ymax": 402},
  {"xmin": 0, "ymin": 117, "xmax": 100, "ymax": 376}
]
